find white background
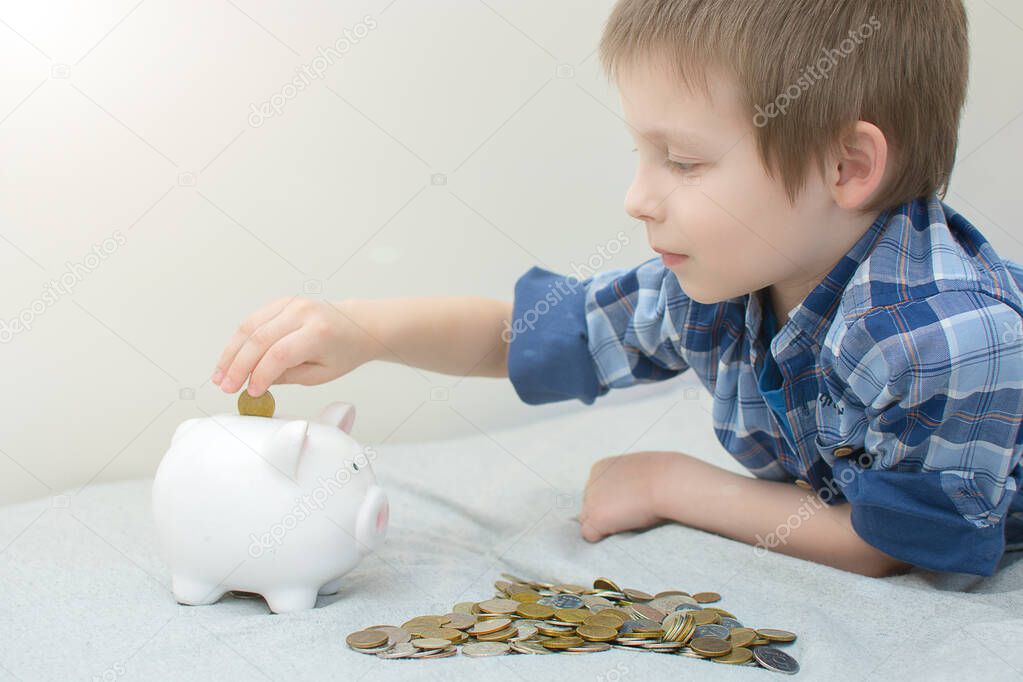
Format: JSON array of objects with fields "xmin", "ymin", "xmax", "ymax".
[{"xmin": 0, "ymin": 0, "xmax": 1020, "ymax": 505}]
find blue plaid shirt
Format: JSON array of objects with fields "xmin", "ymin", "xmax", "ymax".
[{"xmin": 507, "ymin": 194, "xmax": 1023, "ymax": 576}]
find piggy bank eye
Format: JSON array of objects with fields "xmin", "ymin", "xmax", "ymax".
[{"xmin": 352, "ymin": 462, "xmax": 360, "ymax": 471}]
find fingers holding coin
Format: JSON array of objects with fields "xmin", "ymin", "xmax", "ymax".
[
  {"xmin": 217, "ymin": 300, "xmax": 304, "ymax": 394},
  {"xmin": 213, "ymin": 296, "xmax": 300, "ymax": 388}
]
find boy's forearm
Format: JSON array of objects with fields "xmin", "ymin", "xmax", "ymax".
[
  {"xmin": 653, "ymin": 452, "xmax": 913, "ymax": 578},
  {"xmin": 342, "ymin": 296, "xmax": 513, "ymax": 378}
]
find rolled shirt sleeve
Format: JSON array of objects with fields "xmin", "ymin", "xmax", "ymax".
[
  {"xmin": 506, "ymin": 257, "xmax": 691, "ymax": 405},
  {"xmin": 823, "ymin": 291, "xmax": 1023, "ymax": 575}
]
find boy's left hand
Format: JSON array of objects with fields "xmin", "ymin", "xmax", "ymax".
[{"xmin": 578, "ymin": 451, "xmax": 668, "ymax": 542}]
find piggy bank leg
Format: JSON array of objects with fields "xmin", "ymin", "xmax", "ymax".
[
  {"xmin": 318, "ymin": 577, "xmax": 343, "ymax": 596},
  {"xmin": 263, "ymin": 588, "xmax": 319, "ymax": 614},
  {"xmin": 172, "ymin": 575, "xmax": 226, "ymax": 606}
]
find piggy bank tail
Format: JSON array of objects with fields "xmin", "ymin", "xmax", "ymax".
[{"xmin": 354, "ymin": 485, "xmax": 388, "ymax": 553}]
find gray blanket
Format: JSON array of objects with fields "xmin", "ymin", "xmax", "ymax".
[{"xmin": 1, "ymin": 382, "xmax": 1021, "ymax": 681}]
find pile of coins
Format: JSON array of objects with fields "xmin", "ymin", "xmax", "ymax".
[
  {"xmin": 238, "ymin": 388, "xmax": 275, "ymax": 418},
  {"xmin": 346, "ymin": 573, "xmax": 800, "ymax": 673}
]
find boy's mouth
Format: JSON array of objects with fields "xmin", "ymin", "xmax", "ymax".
[{"xmin": 652, "ymin": 246, "xmax": 690, "ymax": 266}]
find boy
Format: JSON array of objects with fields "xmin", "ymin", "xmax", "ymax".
[{"xmin": 211, "ymin": 0, "xmax": 1023, "ymax": 578}]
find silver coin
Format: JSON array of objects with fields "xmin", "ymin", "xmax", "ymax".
[
  {"xmin": 564, "ymin": 642, "xmax": 611, "ymax": 654},
  {"xmin": 753, "ymin": 646, "xmax": 800, "ymax": 674},
  {"xmin": 550, "ymin": 594, "xmax": 584, "ymax": 609},
  {"xmin": 511, "ymin": 624, "xmax": 538, "ymax": 641},
  {"xmin": 619, "ymin": 618, "xmax": 661, "ymax": 634},
  {"xmin": 462, "ymin": 642, "xmax": 511, "ymax": 657},
  {"xmin": 535, "ymin": 596, "xmax": 557, "ymax": 606},
  {"xmin": 693, "ymin": 624, "xmax": 730, "ymax": 639},
  {"xmin": 642, "ymin": 642, "xmax": 683, "ymax": 651},
  {"xmin": 368, "ymin": 625, "xmax": 411, "ymax": 646},
  {"xmin": 377, "ymin": 642, "xmax": 416, "ymax": 659},
  {"xmin": 674, "ymin": 603, "xmax": 703, "ymax": 612},
  {"xmin": 582, "ymin": 595, "xmax": 614, "ymax": 610},
  {"xmin": 411, "ymin": 646, "xmax": 457, "ymax": 659},
  {"xmin": 679, "ymin": 647, "xmax": 705, "ymax": 659},
  {"xmin": 510, "ymin": 641, "xmax": 554, "ymax": 655},
  {"xmin": 719, "ymin": 617, "xmax": 744, "ymax": 629},
  {"xmin": 648, "ymin": 596, "xmax": 693, "ymax": 613},
  {"xmin": 352, "ymin": 642, "xmax": 392, "ymax": 655}
]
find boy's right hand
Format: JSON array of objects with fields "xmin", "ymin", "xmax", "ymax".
[{"xmin": 211, "ymin": 297, "xmax": 378, "ymax": 397}]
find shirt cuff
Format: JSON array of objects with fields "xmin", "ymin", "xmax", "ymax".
[
  {"xmin": 833, "ymin": 459, "xmax": 1007, "ymax": 576},
  {"xmin": 506, "ymin": 266, "xmax": 605, "ymax": 405}
]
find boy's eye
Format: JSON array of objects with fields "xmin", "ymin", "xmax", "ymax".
[
  {"xmin": 632, "ymin": 148, "xmax": 699, "ymax": 173},
  {"xmin": 665, "ymin": 158, "xmax": 700, "ymax": 173}
]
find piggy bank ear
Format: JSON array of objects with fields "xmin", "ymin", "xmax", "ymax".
[
  {"xmin": 262, "ymin": 420, "xmax": 309, "ymax": 481},
  {"xmin": 319, "ymin": 402, "xmax": 356, "ymax": 434}
]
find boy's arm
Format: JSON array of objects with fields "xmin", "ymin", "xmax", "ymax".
[
  {"xmin": 651, "ymin": 452, "xmax": 913, "ymax": 577},
  {"xmin": 506, "ymin": 259, "xmax": 692, "ymax": 405},
  {"xmin": 347, "ymin": 296, "xmax": 513, "ymax": 378}
]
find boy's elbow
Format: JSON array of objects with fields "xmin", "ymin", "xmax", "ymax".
[{"xmin": 852, "ymin": 553, "xmax": 914, "ymax": 578}]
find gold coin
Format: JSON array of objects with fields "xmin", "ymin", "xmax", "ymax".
[
  {"xmin": 654, "ymin": 590, "xmax": 690, "ymax": 598},
  {"xmin": 598, "ymin": 608, "xmax": 630, "ymax": 623},
  {"xmin": 756, "ymin": 628, "xmax": 797, "ymax": 642},
  {"xmin": 593, "ymin": 577, "xmax": 621, "ymax": 592},
  {"xmin": 703, "ymin": 606, "xmax": 736, "ymax": 618},
  {"xmin": 516, "ymin": 603, "xmax": 555, "ymax": 619},
  {"xmin": 713, "ymin": 646, "xmax": 753, "ymax": 665},
  {"xmin": 237, "ymin": 389, "xmax": 275, "ymax": 417},
  {"xmin": 576, "ymin": 625, "xmax": 618, "ymax": 642},
  {"xmin": 510, "ymin": 591, "xmax": 541, "ymax": 603},
  {"xmin": 554, "ymin": 608, "xmax": 590, "ymax": 624},
  {"xmin": 631, "ymin": 604, "xmax": 666, "ymax": 622},
  {"xmin": 582, "ymin": 614, "xmax": 622, "ymax": 629},
  {"xmin": 452, "ymin": 602, "xmax": 475, "ymax": 615},
  {"xmin": 623, "ymin": 588, "xmax": 653, "ymax": 602},
  {"xmin": 415, "ymin": 626, "xmax": 462, "ymax": 642},
  {"xmin": 554, "ymin": 584, "xmax": 587, "ymax": 594},
  {"xmin": 689, "ymin": 636, "xmax": 731, "ymax": 657},
  {"xmin": 476, "ymin": 625, "xmax": 518, "ymax": 642},
  {"xmin": 729, "ymin": 627, "xmax": 757, "ymax": 647},
  {"xmin": 346, "ymin": 629, "xmax": 388, "ymax": 649},
  {"xmin": 478, "ymin": 598, "xmax": 519, "ymax": 614},
  {"xmin": 410, "ymin": 637, "xmax": 449, "ymax": 650},
  {"xmin": 442, "ymin": 613, "xmax": 476, "ymax": 630},
  {"xmin": 690, "ymin": 610, "xmax": 720, "ymax": 625},
  {"xmin": 542, "ymin": 636, "xmax": 584, "ymax": 650},
  {"xmin": 467, "ymin": 618, "xmax": 512, "ymax": 636},
  {"xmin": 537, "ymin": 623, "xmax": 576, "ymax": 637},
  {"xmin": 692, "ymin": 591, "xmax": 721, "ymax": 603}
]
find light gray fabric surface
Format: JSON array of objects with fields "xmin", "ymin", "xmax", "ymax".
[{"xmin": 1, "ymin": 383, "xmax": 1022, "ymax": 681}]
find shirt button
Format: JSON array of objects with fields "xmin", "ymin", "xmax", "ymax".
[
  {"xmin": 795, "ymin": 479, "xmax": 812, "ymax": 490},
  {"xmin": 833, "ymin": 446, "xmax": 854, "ymax": 457}
]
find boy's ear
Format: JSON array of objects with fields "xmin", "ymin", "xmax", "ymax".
[{"xmin": 829, "ymin": 121, "xmax": 889, "ymax": 211}]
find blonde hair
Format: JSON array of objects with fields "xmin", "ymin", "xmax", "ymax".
[{"xmin": 599, "ymin": 0, "xmax": 969, "ymax": 213}]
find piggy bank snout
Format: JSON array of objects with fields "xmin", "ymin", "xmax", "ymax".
[{"xmin": 355, "ymin": 485, "xmax": 388, "ymax": 552}]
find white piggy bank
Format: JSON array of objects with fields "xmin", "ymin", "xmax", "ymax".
[{"xmin": 152, "ymin": 401, "xmax": 388, "ymax": 613}]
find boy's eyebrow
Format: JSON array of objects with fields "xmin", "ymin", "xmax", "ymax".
[{"xmin": 625, "ymin": 122, "xmax": 710, "ymax": 149}]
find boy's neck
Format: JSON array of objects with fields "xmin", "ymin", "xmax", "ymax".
[{"xmin": 768, "ymin": 208, "xmax": 884, "ymax": 328}]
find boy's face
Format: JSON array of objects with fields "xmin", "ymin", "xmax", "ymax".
[{"xmin": 617, "ymin": 57, "xmax": 839, "ymax": 307}]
